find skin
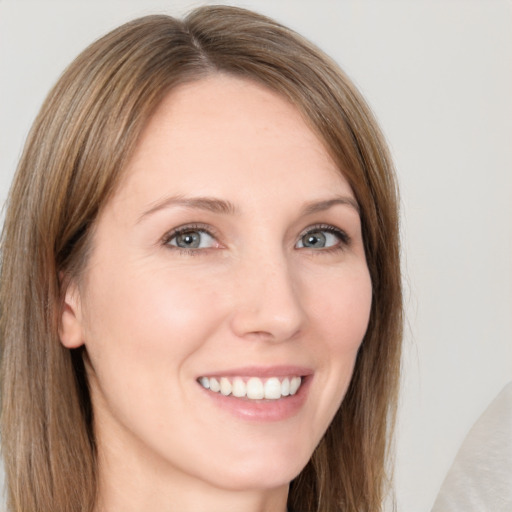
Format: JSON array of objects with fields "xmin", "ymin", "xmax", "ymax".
[{"xmin": 60, "ymin": 75, "xmax": 373, "ymax": 512}]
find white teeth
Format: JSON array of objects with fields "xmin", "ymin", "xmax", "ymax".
[
  {"xmin": 246, "ymin": 377, "xmax": 264, "ymax": 399},
  {"xmin": 232, "ymin": 377, "xmax": 246, "ymax": 397},
  {"xmin": 198, "ymin": 375, "xmax": 303, "ymax": 400},
  {"xmin": 281, "ymin": 377, "xmax": 290, "ymax": 396},
  {"xmin": 264, "ymin": 377, "xmax": 281, "ymax": 399},
  {"xmin": 220, "ymin": 377, "xmax": 232, "ymax": 396},
  {"xmin": 209, "ymin": 377, "xmax": 220, "ymax": 393},
  {"xmin": 290, "ymin": 376, "xmax": 301, "ymax": 395}
]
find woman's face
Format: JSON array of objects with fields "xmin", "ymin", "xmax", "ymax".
[{"xmin": 61, "ymin": 75, "xmax": 372, "ymax": 496}]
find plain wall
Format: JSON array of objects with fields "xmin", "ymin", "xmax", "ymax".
[{"xmin": 1, "ymin": 1, "xmax": 511, "ymax": 511}]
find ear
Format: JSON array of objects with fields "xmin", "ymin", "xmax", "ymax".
[{"xmin": 59, "ymin": 278, "xmax": 85, "ymax": 349}]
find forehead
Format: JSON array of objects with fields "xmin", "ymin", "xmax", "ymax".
[{"xmin": 116, "ymin": 74, "xmax": 353, "ymax": 211}]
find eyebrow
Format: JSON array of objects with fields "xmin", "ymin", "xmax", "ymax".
[
  {"xmin": 302, "ymin": 196, "xmax": 360, "ymax": 215},
  {"xmin": 138, "ymin": 195, "xmax": 238, "ymax": 222},
  {"xmin": 138, "ymin": 194, "xmax": 359, "ymax": 222}
]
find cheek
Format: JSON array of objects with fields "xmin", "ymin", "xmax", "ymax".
[
  {"xmin": 307, "ymin": 266, "xmax": 372, "ymax": 413},
  {"xmin": 84, "ymin": 262, "xmax": 219, "ymax": 344},
  {"xmin": 80, "ymin": 262, "xmax": 229, "ymax": 399},
  {"xmin": 311, "ymin": 266, "xmax": 372, "ymax": 349},
  {"xmin": 80, "ymin": 264, "xmax": 230, "ymax": 443}
]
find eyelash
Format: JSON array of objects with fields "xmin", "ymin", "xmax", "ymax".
[
  {"xmin": 161, "ymin": 223, "xmax": 351, "ymax": 255},
  {"xmin": 162, "ymin": 223, "xmax": 219, "ymax": 256},
  {"xmin": 297, "ymin": 224, "xmax": 351, "ymax": 253}
]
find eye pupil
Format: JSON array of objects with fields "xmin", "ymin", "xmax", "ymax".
[
  {"xmin": 176, "ymin": 231, "xmax": 200, "ymax": 248},
  {"xmin": 302, "ymin": 231, "xmax": 326, "ymax": 248}
]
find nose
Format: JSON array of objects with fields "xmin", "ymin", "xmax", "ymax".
[{"xmin": 229, "ymin": 251, "xmax": 305, "ymax": 342}]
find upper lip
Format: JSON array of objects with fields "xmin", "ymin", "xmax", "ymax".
[{"xmin": 198, "ymin": 365, "xmax": 313, "ymax": 379}]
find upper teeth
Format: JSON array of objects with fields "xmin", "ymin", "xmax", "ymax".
[{"xmin": 199, "ymin": 376, "xmax": 302, "ymax": 400}]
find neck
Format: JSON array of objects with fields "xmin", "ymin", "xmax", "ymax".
[
  {"xmin": 95, "ymin": 463, "xmax": 289, "ymax": 512},
  {"xmin": 93, "ymin": 423, "xmax": 289, "ymax": 512}
]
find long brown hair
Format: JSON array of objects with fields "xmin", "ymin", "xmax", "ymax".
[{"xmin": 0, "ymin": 6, "xmax": 401, "ymax": 512}]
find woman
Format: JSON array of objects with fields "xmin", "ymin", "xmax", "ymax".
[{"xmin": 0, "ymin": 5, "xmax": 402, "ymax": 512}]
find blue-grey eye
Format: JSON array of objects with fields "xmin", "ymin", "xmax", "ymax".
[
  {"xmin": 168, "ymin": 230, "xmax": 215, "ymax": 249},
  {"xmin": 296, "ymin": 229, "xmax": 343, "ymax": 249}
]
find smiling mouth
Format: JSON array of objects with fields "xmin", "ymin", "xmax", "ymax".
[{"xmin": 198, "ymin": 375, "xmax": 303, "ymax": 400}]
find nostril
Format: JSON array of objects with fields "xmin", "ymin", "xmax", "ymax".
[{"xmin": 230, "ymin": 313, "xmax": 303, "ymax": 343}]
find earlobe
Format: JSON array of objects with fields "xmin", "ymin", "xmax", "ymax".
[{"xmin": 59, "ymin": 280, "xmax": 85, "ymax": 349}]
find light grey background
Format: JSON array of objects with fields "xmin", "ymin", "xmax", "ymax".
[{"xmin": 1, "ymin": 1, "xmax": 511, "ymax": 511}]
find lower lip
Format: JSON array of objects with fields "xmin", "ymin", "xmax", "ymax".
[{"xmin": 199, "ymin": 376, "xmax": 312, "ymax": 422}]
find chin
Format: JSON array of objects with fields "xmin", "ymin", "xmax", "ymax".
[{"xmin": 198, "ymin": 444, "xmax": 312, "ymax": 492}]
